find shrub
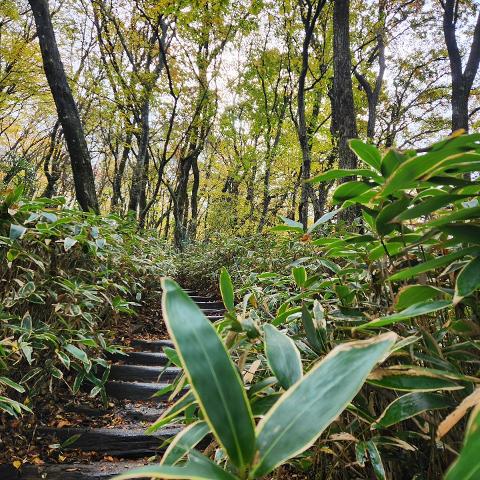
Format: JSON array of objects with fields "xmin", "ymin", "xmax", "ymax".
[{"xmin": 0, "ymin": 187, "xmax": 175, "ymax": 415}]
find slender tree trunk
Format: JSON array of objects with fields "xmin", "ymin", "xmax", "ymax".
[
  {"xmin": 296, "ymin": 0, "xmax": 327, "ymax": 229},
  {"xmin": 188, "ymin": 156, "xmax": 200, "ymax": 239},
  {"xmin": 442, "ymin": 1, "xmax": 480, "ymax": 133},
  {"xmin": 28, "ymin": 0, "xmax": 99, "ymax": 212},
  {"xmin": 128, "ymin": 100, "xmax": 149, "ymax": 215},
  {"xmin": 332, "ymin": 0, "xmax": 358, "ymax": 224},
  {"xmin": 111, "ymin": 128, "xmax": 132, "ymax": 212},
  {"xmin": 41, "ymin": 120, "xmax": 61, "ymax": 198}
]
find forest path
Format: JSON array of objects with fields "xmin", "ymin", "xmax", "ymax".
[{"xmin": 2, "ymin": 289, "xmax": 225, "ymax": 480}]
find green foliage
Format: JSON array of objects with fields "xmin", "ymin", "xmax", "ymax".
[
  {"xmin": 134, "ymin": 134, "xmax": 480, "ymax": 479},
  {"xmin": 0, "ymin": 188, "xmax": 175, "ymax": 416},
  {"xmin": 117, "ymin": 280, "xmax": 395, "ymax": 479}
]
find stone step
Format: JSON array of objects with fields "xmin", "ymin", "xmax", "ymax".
[
  {"xmin": 188, "ymin": 295, "xmax": 216, "ymax": 302},
  {"xmin": 109, "ymin": 351, "xmax": 169, "ymax": 366},
  {"xmin": 38, "ymin": 426, "xmax": 180, "ymax": 457},
  {"xmin": 105, "ymin": 381, "xmax": 173, "ymax": 401},
  {"xmin": 110, "ymin": 364, "xmax": 181, "ymax": 382},
  {"xmin": 130, "ymin": 339, "xmax": 174, "ymax": 352},
  {"xmin": 64, "ymin": 403, "xmax": 166, "ymax": 424},
  {"xmin": 0, "ymin": 462, "xmax": 150, "ymax": 480},
  {"xmin": 195, "ymin": 301, "xmax": 225, "ymax": 310}
]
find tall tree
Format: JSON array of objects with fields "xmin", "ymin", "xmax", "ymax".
[
  {"xmin": 28, "ymin": 0, "xmax": 99, "ymax": 212},
  {"xmin": 295, "ymin": 0, "xmax": 327, "ymax": 228},
  {"xmin": 332, "ymin": 0, "xmax": 358, "ymax": 222},
  {"xmin": 441, "ymin": 0, "xmax": 480, "ymax": 133}
]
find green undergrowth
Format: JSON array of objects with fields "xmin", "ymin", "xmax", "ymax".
[
  {"xmin": 0, "ymin": 188, "xmax": 175, "ymax": 415},
  {"xmin": 133, "ymin": 133, "xmax": 480, "ymax": 480}
]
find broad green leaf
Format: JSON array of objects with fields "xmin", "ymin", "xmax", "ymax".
[
  {"xmin": 388, "ymin": 247, "xmax": 480, "ymax": 281},
  {"xmin": 307, "ymin": 209, "xmax": 341, "ymax": 234},
  {"xmin": 251, "ymin": 333, "xmax": 397, "ymax": 477},
  {"xmin": 332, "ymin": 181, "xmax": 373, "ymax": 204},
  {"xmin": 365, "ymin": 440, "xmax": 386, "ymax": 480},
  {"xmin": 162, "ymin": 279, "xmax": 255, "ymax": 469},
  {"xmin": 65, "ymin": 344, "xmax": 90, "ymax": 367},
  {"xmin": 279, "ymin": 216, "xmax": 304, "ymax": 231},
  {"xmin": 0, "ymin": 376, "xmax": 25, "ymax": 393},
  {"xmin": 264, "ymin": 324, "xmax": 302, "ymax": 390},
  {"xmin": 368, "ymin": 367, "xmax": 462, "ymax": 392},
  {"xmin": 301, "ymin": 304, "xmax": 325, "ymax": 355},
  {"xmin": 349, "ymin": 139, "xmax": 382, "ymax": 171},
  {"xmin": 380, "ymin": 136, "xmax": 480, "ymax": 197},
  {"xmin": 219, "ymin": 267, "xmax": 235, "ymax": 311},
  {"xmin": 439, "ymin": 224, "xmax": 480, "ymax": 245},
  {"xmin": 444, "ymin": 406, "xmax": 480, "ymax": 480},
  {"xmin": 147, "ymin": 391, "xmax": 196, "ymax": 433},
  {"xmin": 373, "ymin": 392, "xmax": 454, "ymax": 429},
  {"xmin": 454, "ymin": 256, "xmax": 480, "ymax": 303},
  {"xmin": 381, "ymin": 149, "xmax": 407, "ymax": 179},
  {"xmin": 292, "ymin": 266, "xmax": 306, "ymax": 288},
  {"xmin": 356, "ymin": 300, "xmax": 451, "ymax": 330},
  {"xmin": 310, "ymin": 168, "xmax": 382, "ymax": 185},
  {"xmin": 375, "ymin": 198, "xmax": 411, "ymax": 236},
  {"xmin": 393, "ymin": 194, "xmax": 472, "ymax": 222},
  {"xmin": 114, "ymin": 451, "xmax": 238, "ymax": 480},
  {"xmin": 272, "ymin": 306, "xmax": 303, "ymax": 326},
  {"xmin": 64, "ymin": 237, "xmax": 78, "ymax": 251},
  {"xmin": 9, "ymin": 224, "xmax": 26, "ymax": 241},
  {"xmin": 394, "ymin": 285, "xmax": 448, "ymax": 311},
  {"xmin": 425, "ymin": 206, "xmax": 480, "ymax": 228},
  {"xmin": 161, "ymin": 421, "xmax": 210, "ymax": 466}
]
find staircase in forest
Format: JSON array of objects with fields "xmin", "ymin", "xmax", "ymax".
[{"xmin": 1, "ymin": 290, "xmax": 225, "ymax": 480}]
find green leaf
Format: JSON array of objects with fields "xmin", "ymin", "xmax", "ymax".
[
  {"xmin": 373, "ymin": 392, "xmax": 454, "ymax": 429},
  {"xmin": 9, "ymin": 224, "xmax": 27, "ymax": 241},
  {"xmin": 365, "ymin": 440, "xmax": 386, "ymax": 480},
  {"xmin": 220, "ymin": 267, "xmax": 235, "ymax": 311},
  {"xmin": 65, "ymin": 344, "xmax": 90, "ymax": 367},
  {"xmin": 113, "ymin": 452, "xmax": 238, "ymax": 480},
  {"xmin": 310, "ymin": 168, "xmax": 382, "ymax": 185},
  {"xmin": 292, "ymin": 266, "xmax": 306, "ymax": 288},
  {"xmin": 394, "ymin": 285, "xmax": 448, "ymax": 311},
  {"xmin": 375, "ymin": 198, "xmax": 411, "ymax": 236},
  {"xmin": 356, "ymin": 300, "xmax": 452, "ymax": 330},
  {"xmin": 454, "ymin": 256, "xmax": 480, "ymax": 303},
  {"xmin": 251, "ymin": 333, "xmax": 397, "ymax": 477},
  {"xmin": 301, "ymin": 304, "xmax": 325, "ymax": 355},
  {"xmin": 278, "ymin": 216, "xmax": 304, "ymax": 231},
  {"xmin": 381, "ymin": 149, "xmax": 407, "ymax": 178},
  {"xmin": 445, "ymin": 406, "xmax": 480, "ymax": 480},
  {"xmin": 380, "ymin": 137, "xmax": 480, "ymax": 197},
  {"xmin": 64, "ymin": 237, "xmax": 78, "ymax": 251},
  {"xmin": 0, "ymin": 376, "xmax": 25, "ymax": 393},
  {"xmin": 332, "ymin": 181, "xmax": 373, "ymax": 204},
  {"xmin": 367, "ymin": 368, "xmax": 462, "ymax": 392},
  {"xmin": 161, "ymin": 421, "xmax": 210, "ymax": 466},
  {"xmin": 147, "ymin": 391, "xmax": 196, "ymax": 433},
  {"xmin": 388, "ymin": 247, "xmax": 480, "ymax": 281},
  {"xmin": 264, "ymin": 324, "xmax": 302, "ymax": 390},
  {"xmin": 306, "ymin": 209, "xmax": 341, "ymax": 234},
  {"xmin": 56, "ymin": 351, "xmax": 71, "ymax": 370},
  {"xmin": 349, "ymin": 139, "xmax": 382, "ymax": 171},
  {"xmin": 393, "ymin": 194, "xmax": 472, "ymax": 222},
  {"xmin": 439, "ymin": 224, "xmax": 480, "ymax": 245},
  {"xmin": 161, "ymin": 278, "xmax": 255, "ymax": 469},
  {"xmin": 425, "ymin": 206, "xmax": 480, "ymax": 228}
]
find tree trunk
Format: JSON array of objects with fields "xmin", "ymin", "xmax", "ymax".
[
  {"xmin": 442, "ymin": 1, "xmax": 480, "ymax": 133},
  {"xmin": 28, "ymin": 0, "xmax": 99, "ymax": 213},
  {"xmin": 128, "ymin": 100, "xmax": 150, "ymax": 216},
  {"xmin": 111, "ymin": 128, "xmax": 132, "ymax": 212},
  {"xmin": 332, "ymin": 0, "xmax": 358, "ymax": 224}
]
